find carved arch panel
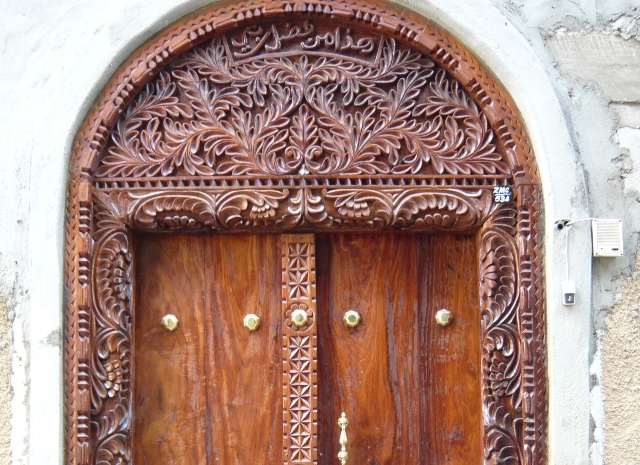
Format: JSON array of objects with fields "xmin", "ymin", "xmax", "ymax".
[{"xmin": 64, "ymin": 1, "xmax": 545, "ymax": 464}]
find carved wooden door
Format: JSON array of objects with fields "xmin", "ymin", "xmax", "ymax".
[{"xmin": 134, "ymin": 231, "xmax": 481, "ymax": 464}]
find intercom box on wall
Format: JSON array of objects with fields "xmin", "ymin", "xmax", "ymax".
[{"xmin": 591, "ymin": 219, "xmax": 623, "ymax": 257}]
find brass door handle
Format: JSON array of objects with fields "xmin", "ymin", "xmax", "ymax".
[{"xmin": 337, "ymin": 412, "xmax": 349, "ymax": 464}]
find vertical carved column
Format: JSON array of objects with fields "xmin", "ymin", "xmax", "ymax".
[
  {"xmin": 281, "ymin": 235, "xmax": 318, "ymax": 465},
  {"xmin": 65, "ymin": 173, "xmax": 93, "ymax": 465},
  {"xmin": 516, "ymin": 185, "xmax": 546, "ymax": 465},
  {"xmin": 479, "ymin": 202, "xmax": 523, "ymax": 464},
  {"xmin": 90, "ymin": 197, "xmax": 133, "ymax": 465}
]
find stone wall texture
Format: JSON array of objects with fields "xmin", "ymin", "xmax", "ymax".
[{"xmin": 603, "ymin": 248, "xmax": 640, "ymax": 464}]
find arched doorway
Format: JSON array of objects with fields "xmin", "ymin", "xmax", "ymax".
[{"xmin": 64, "ymin": 0, "xmax": 545, "ymax": 463}]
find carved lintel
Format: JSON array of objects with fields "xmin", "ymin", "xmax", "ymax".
[{"xmin": 91, "ymin": 187, "xmax": 498, "ymax": 233}]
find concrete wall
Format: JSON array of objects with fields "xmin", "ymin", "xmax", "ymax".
[
  {"xmin": 1, "ymin": 0, "xmax": 639, "ymax": 463},
  {"xmin": 0, "ymin": 293, "xmax": 11, "ymax": 465}
]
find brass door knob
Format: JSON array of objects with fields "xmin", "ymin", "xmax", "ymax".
[
  {"xmin": 435, "ymin": 309, "xmax": 453, "ymax": 327},
  {"xmin": 343, "ymin": 310, "xmax": 361, "ymax": 328},
  {"xmin": 161, "ymin": 314, "xmax": 179, "ymax": 331},
  {"xmin": 243, "ymin": 313, "xmax": 261, "ymax": 331},
  {"xmin": 291, "ymin": 308, "xmax": 309, "ymax": 327}
]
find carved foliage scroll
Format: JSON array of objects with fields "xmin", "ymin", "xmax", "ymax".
[
  {"xmin": 476, "ymin": 188, "xmax": 545, "ymax": 465},
  {"xmin": 479, "ymin": 202, "xmax": 523, "ymax": 464},
  {"xmin": 90, "ymin": 187, "xmax": 495, "ymax": 234},
  {"xmin": 96, "ymin": 27, "xmax": 509, "ymax": 179},
  {"xmin": 89, "ymin": 200, "xmax": 133, "ymax": 465},
  {"xmin": 281, "ymin": 235, "xmax": 318, "ymax": 464}
]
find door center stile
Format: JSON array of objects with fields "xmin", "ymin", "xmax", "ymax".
[{"xmin": 282, "ymin": 234, "xmax": 319, "ymax": 464}]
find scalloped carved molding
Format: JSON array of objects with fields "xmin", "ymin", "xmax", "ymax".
[
  {"xmin": 92, "ymin": 187, "xmax": 496, "ymax": 233},
  {"xmin": 64, "ymin": 1, "xmax": 545, "ymax": 464}
]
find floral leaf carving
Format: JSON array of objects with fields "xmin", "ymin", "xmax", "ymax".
[
  {"xmin": 97, "ymin": 30, "xmax": 510, "ymax": 179},
  {"xmin": 321, "ymin": 188, "xmax": 491, "ymax": 230},
  {"xmin": 89, "ymin": 203, "xmax": 133, "ymax": 454},
  {"xmin": 94, "ymin": 432, "xmax": 130, "ymax": 465},
  {"xmin": 406, "ymin": 70, "xmax": 509, "ymax": 175},
  {"xmin": 98, "ymin": 72, "xmax": 192, "ymax": 177},
  {"xmin": 287, "ymin": 104, "xmax": 321, "ymax": 174},
  {"xmin": 172, "ymin": 38, "xmax": 234, "ymax": 84},
  {"xmin": 484, "ymin": 404, "xmax": 522, "ymax": 465},
  {"xmin": 216, "ymin": 189, "xmax": 290, "ymax": 228},
  {"xmin": 479, "ymin": 203, "xmax": 524, "ymax": 463},
  {"xmin": 129, "ymin": 193, "xmax": 217, "ymax": 230}
]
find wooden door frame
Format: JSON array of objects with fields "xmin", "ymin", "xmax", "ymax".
[{"xmin": 64, "ymin": 0, "xmax": 545, "ymax": 463}]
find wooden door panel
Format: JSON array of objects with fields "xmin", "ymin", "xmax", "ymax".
[
  {"xmin": 134, "ymin": 235, "xmax": 210, "ymax": 465},
  {"xmin": 316, "ymin": 233, "xmax": 481, "ymax": 464},
  {"xmin": 422, "ymin": 235, "xmax": 482, "ymax": 462},
  {"xmin": 134, "ymin": 232, "xmax": 480, "ymax": 464},
  {"xmin": 316, "ymin": 234, "xmax": 422, "ymax": 464},
  {"xmin": 206, "ymin": 235, "xmax": 282, "ymax": 464},
  {"xmin": 134, "ymin": 234, "xmax": 282, "ymax": 465}
]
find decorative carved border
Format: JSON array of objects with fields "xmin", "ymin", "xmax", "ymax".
[
  {"xmin": 64, "ymin": 1, "xmax": 546, "ymax": 464},
  {"xmin": 91, "ymin": 187, "xmax": 496, "ymax": 233},
  {"xmin": 281, "ymin": 235, "xmax": 318, "ymax": 464},
  {"xmin": 69, "ymin": 0, "xmax": 539, "ymax": 185},
  {"xmin": 65, "ymin": 174, "xmax": 92, "ymax": 465}
]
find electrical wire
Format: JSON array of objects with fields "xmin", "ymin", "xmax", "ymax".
[
  {"xmin": 562, "ymin": 218, "xmax": 596, "ymax": 281},
  {"xmin": 565, "ymin": 224, "xmax": 570, "ymax": 281},
  {"xmin": 566, "ymin": 218, "xmax": 598, "ymax": 226}
]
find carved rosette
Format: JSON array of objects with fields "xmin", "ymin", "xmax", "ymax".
[
  {"xmin": 64, "ymin": 2, "xmax": 546, "ymax": 464},
  {"xmin": 281, "ymin": 235, "xmax": 318, "ymax": 464}
]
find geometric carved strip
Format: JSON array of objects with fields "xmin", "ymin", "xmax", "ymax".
[
  {"xmin": 64, "ymin": 173, "xmax": 92, "ymax": 465},
  {"xmin": 516, "ymin": 185, "xmax": 546, "ymax": 465},
  {"xmin": 281, "ymin": 234, "xmax": 318, "ymax": 464}
]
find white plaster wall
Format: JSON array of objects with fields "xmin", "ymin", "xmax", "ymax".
[{"xmin": 1, "ymin": 0, "xmax": 638, "ymax": 464}]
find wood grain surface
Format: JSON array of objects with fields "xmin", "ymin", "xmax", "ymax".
[
  {"xmin": 134, "ymin": 233, "xmax": 481, "ymax": 464},
  {"xmin": 316, "ymin": 233, "xmax": 481, "ymax": 464},
  {"xmin": 421, "ymin": 234, "xmax": 482, "ymax": 462},
  {"xmin": 133, "ymin": 234, "xmax": 281, "ymax": 465},
  {"xmin": 316, "ymin": 234, "xmax": 420, "ymax": 463}
]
